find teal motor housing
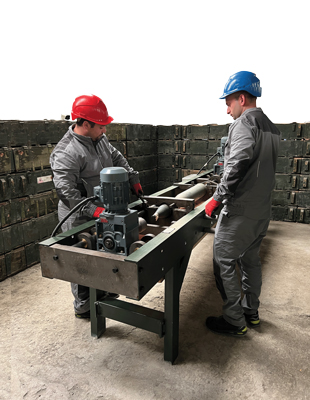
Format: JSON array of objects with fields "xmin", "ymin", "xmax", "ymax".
[{"xmin": 94, "ymin": 167, "xmax": 139, "ymax": 255}]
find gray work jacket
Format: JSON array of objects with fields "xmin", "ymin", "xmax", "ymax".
[
  {"xmin": 214, "ymin": 108, "xmax": 281, "ymax": 220},
  {"xmin": 50, "ymin": 125, "xmax": 140, "ymax": 221}
]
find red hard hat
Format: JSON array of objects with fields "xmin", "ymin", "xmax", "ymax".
[{"xmin": 71, "ymin": 94, "xmax": 114, "ymax": 125}]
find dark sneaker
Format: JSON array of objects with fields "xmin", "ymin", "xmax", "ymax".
[
  {"xmin": 75, "ymin": 310, "xmax": 90, "ymax": 319},
  {"xmin": 106, "ymin": 292, "xmax": 119, "ymax": 299},
  {"xmin": 244, "ymin": 311, "xmax": 260, "ymax": 327},
  {"xmin": 104, "ymin": 292, "xmax": 119, "ymax": 299},
  {"xmin": 206, "ymin": 315, "xmax": 247, "ymax": 336}
]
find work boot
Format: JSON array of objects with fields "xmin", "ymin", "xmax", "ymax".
[
  {"xmin": 75, "ymin": 310, "xmax": 90, "ymax": 319},
  {"xmin": 104, "ymin": 292, "xmax": 119, "ymax": 299},
  {"xmin": 105, "ymin": 292, "xmax": 119, "ymax": 299},
  {"xmin": 74, "ymin": 293, "xmax": 119, "ymax": 319},
  {"xmin": 244, "ymin": 311, "xmax": 260, "ymax": 327},
  {"xmin": 206, "ymin": 315, "xmax": 247, "ymax": 336}
]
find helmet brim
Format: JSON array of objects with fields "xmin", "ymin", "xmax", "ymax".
[
  {"xmin": 71, "ymin": 114, "xmax": 114, "ymax": 125},
  {"xmin": 90, "ymin": 116, "xmax": 114, "ymax": 126}
]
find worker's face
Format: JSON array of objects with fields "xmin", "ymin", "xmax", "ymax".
[
  {"xmin": 225, "ymin": 94, "xmax": 243, "ymax": 120},
  {"xmin": 87, "ymin": 123, "xmax": 107, "ymax": 141}
]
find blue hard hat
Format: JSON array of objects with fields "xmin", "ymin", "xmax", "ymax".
[{"xmin": 220, "ymin": 71, "xmax": 262, "ymax": 99}]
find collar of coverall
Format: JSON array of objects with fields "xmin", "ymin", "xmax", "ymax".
[{"xmin": 69, "ymin": 124, "xmax": 105, "ymax": 145}]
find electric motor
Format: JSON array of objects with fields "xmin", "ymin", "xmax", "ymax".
[{"xmin": 94, "ymin": 167, "xmax": 139, "ymax": 255}]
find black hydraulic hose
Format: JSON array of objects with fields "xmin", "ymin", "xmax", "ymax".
[
  {"xmin": 51, "ymin": 195, "xmax": 98, "ymax": 237},
  {"xmin": 197, "ymin": 152, "xmax": 220, "ymax": 175}
]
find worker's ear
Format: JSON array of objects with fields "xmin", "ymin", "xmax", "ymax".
[
  {"xmin": 239, "ymin": 94, "xmax": 246, "ymax": 106},
  {"xmin": 83, "ymin": 120, "xmax": 90, "ymax": 130}
]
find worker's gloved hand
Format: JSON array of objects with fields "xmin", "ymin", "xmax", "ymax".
[
  {"xmin": 205, "ymin": 198, "xmax": 221, "ymax": 218},
  {"xmin": 132, "ymin": 183, "xmax": 143, "ymax": 197},
  {"xmin": 93, "ymin": 207, "xmax": 105, "ymax": 218}
]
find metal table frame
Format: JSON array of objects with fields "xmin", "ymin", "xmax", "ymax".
[
  {"xmin": 40, "ymin": 172, "xmax": 216, "ymax": 363},
  {"xmin": 90, "ymin": 249, "xmax": 192, "ymax": 363}
]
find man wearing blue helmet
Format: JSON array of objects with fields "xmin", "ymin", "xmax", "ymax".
[{"xmin": 205, "ymin": 71, "xmax": 281, "ymax": 336}]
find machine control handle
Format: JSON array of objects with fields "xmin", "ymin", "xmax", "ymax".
[{"xmin": 204, "ymin": 213, "xmax": 218, "ymax": 220}]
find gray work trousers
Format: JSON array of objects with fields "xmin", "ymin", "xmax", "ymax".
[
  {"xmin": 213, "ymin": 211, "xmax": 270, "ymax": 327},
  {"xmin": 58, "ymin": 204, "xmax": 91, "ymax": 314}
]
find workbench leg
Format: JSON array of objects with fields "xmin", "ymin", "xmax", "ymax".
[
  {"xmin": 90, "ymin": 288, "xmax": 106, "ymax": 338},
  {"xmin": 164, "ymin": 251, "xmax": 192, "ymax": 364}
]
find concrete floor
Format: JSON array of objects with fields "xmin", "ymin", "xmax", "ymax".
[{"xmin": 1, "ymin": 220, "xmax": 310, "ymax": 400}]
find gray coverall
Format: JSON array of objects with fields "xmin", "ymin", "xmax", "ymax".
[
  {"xmin": 212, "ymin": 107, "xmax": 280, "ymax": 327},
  {"xmin": 50, "ymin": 125, "xmax": 140, "ymax": 314}
]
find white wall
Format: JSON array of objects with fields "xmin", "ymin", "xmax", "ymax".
[{"xmin": 1, "ymin": 0, "xmax": 309, "ymax": 125}]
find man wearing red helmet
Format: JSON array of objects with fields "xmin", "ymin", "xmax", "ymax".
[
  {"xmin": 50, "ymin": 94, "xmax": 143, "ymax": 319},
  {"xmin": 205, "ymin": 72, "xmax": 280, "ymax": 336}
]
